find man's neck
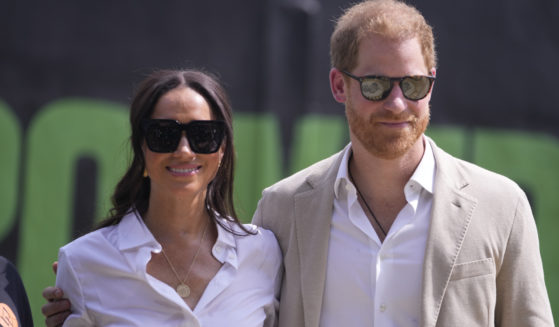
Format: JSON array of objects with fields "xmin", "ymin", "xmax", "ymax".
[
  {"xmin": 350, "ymin": 136, "xmax": 425, "ymax": 190},
  {"xmin": 348, "ymin": 136, "xmax": 425, "ymax": 239}
]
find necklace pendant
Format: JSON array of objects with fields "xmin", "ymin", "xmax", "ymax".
[{"xmin": 176, "ymin": 283, "xmax": 191, "ymax": 298}]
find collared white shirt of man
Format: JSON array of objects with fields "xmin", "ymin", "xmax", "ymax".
[{"xmin": 320, "ymin": 137, "xmax": 435, "ymax": 327}]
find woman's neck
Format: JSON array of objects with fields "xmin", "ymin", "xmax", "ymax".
[{"xmin": 143, "ymin": 190, "xmax": 210, "ymax": 242}]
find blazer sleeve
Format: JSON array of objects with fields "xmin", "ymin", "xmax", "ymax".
[
  {"xmin": 56, "ymin": 248, "xmax": 95, "ymax": 326},
  {"xmin": 495, "ymin": 191, "xmax": 554, "ymax": 326},
  {"xmin": 252, "ymin": 187, "xmax": 276, "ymax": 232},
  {"xmin": 252, "ymin": 196, "xmax": 265, "ymax": 227}
]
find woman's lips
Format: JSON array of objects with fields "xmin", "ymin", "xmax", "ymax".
[{"xmin": 167, "ymin": 165, "xmax": 201, "ymax": 176}]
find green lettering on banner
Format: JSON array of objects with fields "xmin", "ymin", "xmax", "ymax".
[
  {"xmin": 233, "ymin": 113, "xmax": 282, "ymax": 222},
  {"xmin": 290, "ymin": 114, "xmax": 348, "ymax": 174},
  {"xmin": 472, "ymin": 129, "xmax": 559, "ymax": 322},
  {"xmin": 18, "ymin": 99, "xmax": 129, "ymax": 323},
  {"xmin": 0, "ymin": 102, "xmax": 21, "ymax": 240}
]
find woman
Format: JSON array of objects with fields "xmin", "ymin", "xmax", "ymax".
[{"xmin": 47, "ymin": 69, "xmax": 282, "ymax": 326}]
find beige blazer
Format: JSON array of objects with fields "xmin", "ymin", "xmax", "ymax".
[{"xmin": 252, "ymin": 138, "xmax": 554, "ymax": 327}]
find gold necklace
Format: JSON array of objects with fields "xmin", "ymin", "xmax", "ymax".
[{"xmin": 160, "ymin": 220, "xmax": 209, "ymax": 298}]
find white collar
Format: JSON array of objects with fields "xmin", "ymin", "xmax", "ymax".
[
  {"xmin": 116, "ymin": 210, "xmax": 240, "ymax": 268},
  {"xmin": 334, "ymin": 136, "xmax": 436, "ymax": 199}
]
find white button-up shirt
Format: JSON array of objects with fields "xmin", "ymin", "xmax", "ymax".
[
  {"xmin": 56, "ymin": 211, "xmax": 282, "ymax": 326},
  {"xmin": 320, "ymin": 139, "xmax": 436, "ymax": 327}
]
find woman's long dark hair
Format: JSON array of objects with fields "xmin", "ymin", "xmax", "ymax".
[{"xmin": 98, "ymin": 69, "xmax": 252, "ymax": 235}]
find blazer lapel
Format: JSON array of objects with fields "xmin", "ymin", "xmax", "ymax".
[
  {"xmin": 421, "ymin": 140, "xmax": 478, "ymax": 327},
  {"xmin": 294, "ymin": 150, "xmax": 345, "ymax": 327}
]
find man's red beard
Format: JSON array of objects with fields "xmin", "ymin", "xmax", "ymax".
[{"xmin": 346, "ymin": 99, "xmax": 430, "ymax": 160}]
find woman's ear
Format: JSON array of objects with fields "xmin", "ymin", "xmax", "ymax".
[
  {"xmin": 329, "ymin": 68, "xmax": 348, "ymax": 103},
  {"xmin": 218, "ymin": 145, "xmax": 225, "ymax": 167},
  {"xmin": 141, "ymin": 143, "xmax": 149, "ymax": 177}
]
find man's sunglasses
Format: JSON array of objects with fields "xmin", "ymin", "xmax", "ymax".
[
  {"xmin": 141, "ymin": 119, "xmax": 226, "ymax": 154},
  {"xmin": 341, "ymin": 70, "xmax": 435, "ymax": 101}
]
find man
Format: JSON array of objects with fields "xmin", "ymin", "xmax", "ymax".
[
  {"xmin": 43, "ymin": 0, "xmax": 554, "ymax": 326},
  {"xmin": 252, "ymin": 0, "xmax": 553, "ymax": 326}
]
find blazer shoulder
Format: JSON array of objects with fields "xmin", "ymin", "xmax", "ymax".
[
  {"xmin": 457, "ymin": 155, "xmax": 519, "ymax": 189},
  {"xmin": 433, "ymin": 141, "xmax": 526, "ymax": 200},
  {"xmin": 263, "ymin": 149, "xmax": 344, "ymax": 196},
  {"xmin": 253, "ymin": 149, "xmax": 343, "ymax": 232}
]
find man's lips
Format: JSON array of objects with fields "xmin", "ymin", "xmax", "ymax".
[{"xmin": 377, "ymin": 120, "xmax": 411, "ymax": 127}]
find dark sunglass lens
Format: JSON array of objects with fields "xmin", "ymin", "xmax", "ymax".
[
  {"xmin": 146, "ymin": 122, "xmax": 181, "ymax": 153},
  {"xmin": 361, "ymin": 77, "xmax": 391, "ymax": 101},
  {"xmin": 401, "ymin": 76, "xmax": 431, "ymax": 100},
  {"xmin": 186, "ymin": 122, "xmax": 225, "ymax": 154}
]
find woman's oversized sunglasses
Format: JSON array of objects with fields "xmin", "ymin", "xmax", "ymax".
[
  {"xmin": 342, "ymin": 70, "xmax": 435, "ymax": 101},
  {"xmin": 141, "ymin": 119, "xmax": 226, "ymax": 154}
]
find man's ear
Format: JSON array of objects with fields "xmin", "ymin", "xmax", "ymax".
[
  {"xmin": 329, "ymin": 68, "xmax": 348, "ymax": 103},
  {"xmin": 430, "ymin": 67, "xmax": 436, "ymax": 92}
]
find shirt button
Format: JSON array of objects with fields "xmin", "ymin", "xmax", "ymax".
[{"xmin": 379, "ymin": 304, "xmax": 386, "ymax": 312}]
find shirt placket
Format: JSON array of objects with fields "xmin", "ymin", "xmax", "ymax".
[
  {"xmin": 194, "ymin": 241, "xmax": 237, "ymax": 316},
  {"xmin": 374, "ymin": 235, "xmax": 394, "ymax": 326}
]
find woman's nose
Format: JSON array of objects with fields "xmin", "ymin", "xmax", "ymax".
[{"xmin": 174, "ymin": 133, "xmax": 195, "ymax": 156}]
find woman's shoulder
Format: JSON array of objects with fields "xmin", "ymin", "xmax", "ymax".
[
  {"xmin": 61, "ymin": 211, "xmax": 148, "ymax": 254},
  {"xmin": 244, "ymin": 224, "xmax": 278, "ymax": 246},
  {"xmin": 227, "ymin": 222, "xmax": 281, "ymax": 263},
  {"xmin": 58, "ymin": 226, "xmax": 119, "ymax": 266},
  {"xmin": 223, "ymin": 220, "xmax": 278, "ymax": 246}
]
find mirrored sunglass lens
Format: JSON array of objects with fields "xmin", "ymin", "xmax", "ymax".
[
  {"xmin": 361, "ymin": 78, "xmax": 391, "ymax": 100},
  {"xmin": 147, "ymin": 124, "xmax": 181, "ymax": 152},
  {"xmin": 401, "ymin": 76, "xmax": 431, "ymax": 100},
  {"xmin": 187, "ymin": 122, "xmax": 224, "ymax": 154}
]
